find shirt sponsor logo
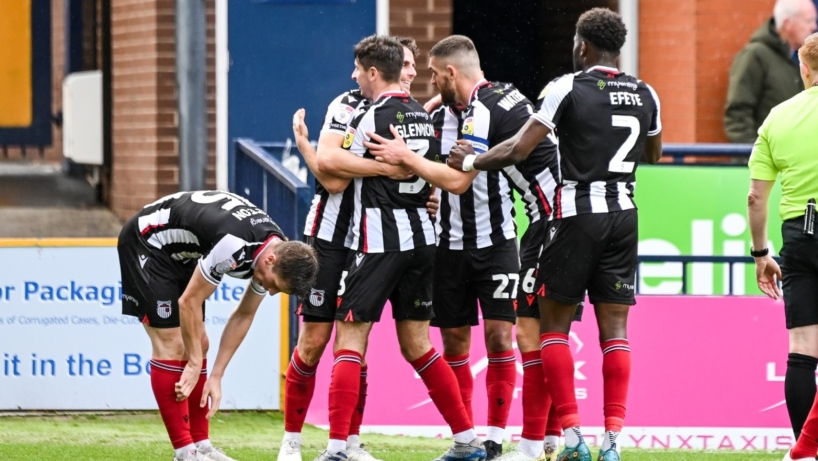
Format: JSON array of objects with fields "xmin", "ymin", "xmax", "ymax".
[
  {"xmin": 157, "ymin": 300, "xmax": 172, "ymax": 319},
  {"xmin": 334, "ymin": 104, "xmax": 354, "ymax": 125},
  {"xmin": 462, "ymin": 117, "xmax": 474, "ymax": 136},
  {"xmin": 250, "ymin": 216, "xmax": 272, "ymax": 226},
  {"xmin": 214, "ymin": 257, "xmax": 237, "ymax": 275},
  {"xmin": 343, "ymin": 128, "xmax": 355, "ymax": 148}
]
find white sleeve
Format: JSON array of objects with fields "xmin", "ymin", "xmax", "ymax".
[
  {"xmin": 462, "ymin": 102, "xmax": 491, "ymax": 153},
  {"xmin": 531, "ymin": 74, "xmax": 575, "ymax": 130},
  {"xmin": 321, "ymin": 93, "xmax": 358, "ymax": 136},
  {"xmin": 197, "ymin": 234, "xmax": 248, "ymax": 286},
  {"xmin": 644, "ymin": 83, "xmax": 663, "ymax": 136},
  {"xmin": 343, "ymin": 109, "xmax": 376, "ymax": 158}
]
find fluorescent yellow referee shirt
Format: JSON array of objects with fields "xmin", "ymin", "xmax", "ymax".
[{"xmin": 749, "ymin": 85, "xmax": 818, "ymax": 221}]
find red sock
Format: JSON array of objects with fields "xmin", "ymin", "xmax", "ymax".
[
  {"xmin": 328, "ymin": 350, "xmax": 362, "ymax": 441},
  {"xmin": 150, "ymin": 359, "xmax": 193, "ymax": 449},
  {"xmin": 444, "ymin": 354, "xmax": 474, "ymax": 426},
  {"xmin": 545, "ymin": 402, "xmax": 561, "ymax": 437},
  {"xmin": 412, "ymin": 348, "xmax": 472, "ymax": 434},
  {"xmin": 284, "ymin": 348, "xmax": 318, "ymax": 433},
  {"xmin": 348, "ymin": 365, "xmax": 368, "ymax": 436},
  {"xmin": 602, "ymin": 339, "xmax": 631, "ymax": 432},
  {"xmin": 793, "ymin": 393, "xmax": 818, "ymax": 458},
  {"xmin": 540, "ymin": 333, "xmax": 580, "ymax": 429},
  {"xmin": 486, "ymin": 350, "xmax": 516, "ymax": 429},
  {"xmin": 188, "ymin": 359, "xmax": 209, "ymax": 443},
  {"xmin": 521, "ymin": 351, "xmax": 548, "ymax": 440}
]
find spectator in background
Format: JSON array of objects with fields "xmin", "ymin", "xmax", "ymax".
[{"xmin": 725, "ymin": 0, "xmax": 816, "ymax": 144}]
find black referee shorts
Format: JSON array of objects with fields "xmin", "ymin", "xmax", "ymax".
[
  {"xmin": 536, "ymin": 210, "xmax": 638, "ymax": 306},
  {"xmin": 297, "ymin": 237, "xmax": 350, "ymax": 323},
  {"xmin": 430, "ymin": 238, "xmax": 520, "ymax": 329},
  {"xmin": 118, "ymin": 215, "xmax": 203, "ymax": 329},
  {"xmin": 335, "ymin": 246, "xmax": 435, "ymax": 323},
  {"xmin": 781, "ymin": 218, "xmax": 818, "ymax": 329}
]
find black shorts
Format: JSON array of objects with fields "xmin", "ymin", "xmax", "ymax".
[
  {"xmin": 118, "ymin": 216, "xmax": 204, "ymax": 329},
  {"xmin": 431, "ymin": 239, "xmax": 520, "ymax": 328},
  {"xmin": 536, "ymin": 210, "xmax": 637, "ymax": 306},
  {"xmin": 336, "ymin": 246, "xmax": 435, "ymax": 323},
  {"xmin": 781, "ymin": 218, "xmax": 818, "ymax": 329},
  {"xmin": 297, "ymin": 238, "xmax": 350, "ymax": 323},
  {"xmin": 516, "ymin": 219, "xmax": 584, "ymax": 321}
]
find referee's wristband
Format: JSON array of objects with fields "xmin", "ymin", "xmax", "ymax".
[
  {"xmin": 462, "ymin": 154, "xmax": 477, "ymax": 172},
  {"xmin": 750, "ymin": 247, "xmax": 769, "ymax": 258}
]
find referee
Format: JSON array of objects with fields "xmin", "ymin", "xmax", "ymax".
[{"xmin": 747, "ymin": 32, "xmax": 818, "ymax": 461}]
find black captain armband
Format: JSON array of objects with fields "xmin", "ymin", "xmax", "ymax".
[{"xmin": 750, "ymin": 247, "xmax": 769, "ymax": 258}]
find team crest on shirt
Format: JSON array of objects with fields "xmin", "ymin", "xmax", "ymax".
[
  {"xmin": 462, "ymin": 117, "xmax": 474, "ymax": 136},
  {"xmin": 309, "ymin": 289, "xmax": 325, "ymax": 306},
  {"xmin": 214, "ymin": 257, "xmax": 237, "ymax": 274},
  {"xmin": 333, "ymin": 104, "xmax": 354, "ymax": 125},
  {"xmin": 343, "ymin": 128, "xmax": 356, "ymax": 148},
  {"xmin": 157, "ymin": 300, "xmax": 172, "ymax": 319}
]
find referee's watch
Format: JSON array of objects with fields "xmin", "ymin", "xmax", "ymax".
[{"xmin": 750, "ymin": 247, "xmax": 769, "ymax": 257}]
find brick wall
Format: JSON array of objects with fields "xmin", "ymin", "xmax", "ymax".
[
  {"xmin": 109, "ymin": 0, "xmax": 216, "ymax": 221},
  {"xmin": 390, "ymin": 0, "xmax": 453, "ymax": 102},
  {"xmin": 640, "ymin": 0, "xmax": 776, "ymax": 143}
]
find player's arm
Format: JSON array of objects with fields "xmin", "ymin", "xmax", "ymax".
[
  {"xmin": 292, "ymin": 109, "xmax": 351, "ymax": 194},
  {"xmin": 365, "ymin": 125, "xmax": 478, "ymax": 194},
  {"xmin": 449, "ymin": 118, "xmax": 551, "ymax": 171},
  {"xmin": 176, "ymin": 268, "xmax": 218, "ymax": 401},
  {"xmin": 642, "ymin": 83, "xmax": 664, "ymax": 164},
  {"xmin": 200, "ymin": 283, "xmax": 266, "ymax": 418}
]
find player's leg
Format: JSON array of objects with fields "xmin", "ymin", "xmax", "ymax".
[
  {"xmin": 471, "ymin": 239, "xmax": 519, "ymax": 458},
  {"xmin": 432, "ymin": 246, "xmax": 476, "ymax": 427},
  {"xmin": 535, "ymin": 216, "xmax": 600, "ymax": 461},
  {"xmin": 587, "ymin": 209, "xmax": 639, "ymax": 461},
  {"xmin": 394, "ymin": 246, "xmax": 485, "ymax": 461},
  {"xmin": 281, "ymin": 239, "xmax": 348, "ymax": 461}
]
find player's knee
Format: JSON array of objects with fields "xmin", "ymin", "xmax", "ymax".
[
  {"xmin": 484, "ymin": 322, "xmax": 513, "ymax": 353},
  {"xmin": 789, "ymin": 325, "xmax": 818, "ymax": 356},
  {"xmin": 398, "ymin": 336, "xmax": 431, "ymax": 362},
  {"xmin": 441, "ymin": 327, "xmax": 470, "ymax": 355},
  {"xmin": 297, "ymin": 334, "xmax": 331, "ymax": 366},
  {"xmin": 200, "ymin": 334, "xmax": 210, "ymax": 356},
  {"xmin": 515, "ymin": 319, "xmax": 540, "ymax": 353}
]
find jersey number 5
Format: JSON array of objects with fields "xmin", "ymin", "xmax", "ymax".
[
  {"xmin": 608, "ymin": 115, "xmax": 640, "ymax": 174},
  {"xmin": 398, "ymin": 139, "xmax": 429, "ymax": 194}
]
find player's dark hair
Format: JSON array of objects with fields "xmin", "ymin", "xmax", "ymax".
[
  {"xmin": 396, "ymin": 36, "xmax": 420, "ymax": 58},
  {"xmin": 354, "ymin": 35, "xmax": 404, "ymax": 83},
  {"xmin": 272, "ymin": 241, "xmax": 318, "ymax": 299},
  {"xmin": 576, "ymin": 8, "xmax": 627, "ymax": 54},
  {"xmin": 429, "ymin": 35, "xmax": 477, "ymax": 59}
]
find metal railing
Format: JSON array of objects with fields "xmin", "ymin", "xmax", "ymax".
[
  {"xmin": 660, "ymin": 143, "xmax": 753, "ymax": 165},
  {"xmin": 636, "ymin": 255, "xmax": 781, "ymax": 295}
]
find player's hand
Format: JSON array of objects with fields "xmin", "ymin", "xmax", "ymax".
[
  {"xmin": 365, "ymin": 125, "xmax": 413, "ymax": 166},
  {"xmin": 202, "ymin": 376, "xmax": 223, "ymax": 419},
  {"xmin": 426, "ymin": 187, "xmax": 439, "ymax": 219},
  {"xmin": 754, "ymin": 255, "xmax": 782, "ymax": 300},
  {"xmin": 380, "ymin": 163, "xmax": 414, "ymax": 180},
  {"xmin": 175, "ymin": 362, "xmax": 202, "ymax": 402},
  {"xmin": 292, "ymin": 108, "xmax": 309, "ymax": 141},
  {"xmin": 423, "ymin": 94, "xmax": 443, "ymax": 113},
  {"xmin": 447, "ymin": 140, "xmax": 475, "ymax": 171}
]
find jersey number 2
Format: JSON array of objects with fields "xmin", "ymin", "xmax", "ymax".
[
  {"xmin": 398, "ymin": 139, "xmax": 429, "ymax": 194},
  {"xmin": 608, "ymin": 115, "xmax": 640, "ymax": 174}
]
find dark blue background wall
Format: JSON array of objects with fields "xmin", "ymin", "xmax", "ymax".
[{"xmin": 227, "ymin": 0, "xmax": 375, "ymax": 188}]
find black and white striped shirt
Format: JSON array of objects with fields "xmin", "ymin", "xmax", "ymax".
[
  {"xmin": 344, "ymin": 91, "xmax": 437, "ymax": 252},
  {"xmin": 136, "ymin": 191, "xmax": 286, "ymax": 295},
  {"xmin": 302, "ymin": 90, "xmax": 368, "ymax": 247},
  {"xmin": 531, "ymin": 66, "xmax": 662, "ymax": 217}
]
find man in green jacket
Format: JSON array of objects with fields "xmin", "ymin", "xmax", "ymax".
[{"xmin": 725, "ymin": 0, "xmax": 816, "ymax": 144}]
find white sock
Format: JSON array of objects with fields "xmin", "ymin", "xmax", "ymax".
[
  {"xmin": 518, "ymin": 438, "xmax": 544, "ymax": 458},
  {"xmin": 563, "ymin": 426, "xmax": 582, "ymax": 448},
  {"xmin": 453, "ymin": 429, "xmax": 478, "ymax": 444},
  {"xmin": 486, "ymin": 426, "xmax": 506, "ymax": 444},
  {"xmin": 544, "ymin": 435, "xmax": 560, "ymax": 452},
  {"xmin": 195, "ymin": 439, "xmax": 212, "ymax": 450},
  {"xmin": 600, "ymin": 431, "xmax": 620, "ymax": 452},
  {"xmin": 283, "ymin": 431, "xmax": 302, "ymax": 444},
  {"xmin": 327, "ymin": 438, "xmax": 347, "ymax": 454},
  {"xmin": 174, "ymin": 444, "xmax": 197, "ymax": 459},
  {"xmin": 347, "ymin": 434, "xmax": 361, "ymax": 450}
]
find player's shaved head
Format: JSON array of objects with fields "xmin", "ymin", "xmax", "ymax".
[
  {"xmin": 354, "ymin": 35, "xmax": 404, "ymax": 83},
  {"xmin": 576, "ymin": 8, "xmax": 628, "ymax": 54},
  {"xmin": 429, "ymin": 35, "xmax": 481, "ymax": 76},
  {"xmin": 801, "ymin": 33, "xmax": 818, "ymax": 70}
]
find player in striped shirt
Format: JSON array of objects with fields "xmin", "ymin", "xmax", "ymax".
[
  {"xmin": 285, "ymin": 38, "xmax": 423, "ymax": 461},
  {"xmin": 448, "ymin": 9, "xmax": 662, "ymax": 461},
  {"xmin": 117, "ymin": 191, "xmax": 318, "ymax": 461}
]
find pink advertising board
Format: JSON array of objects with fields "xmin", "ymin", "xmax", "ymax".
[{"xmin": 305, "ymin": 296, "xmax": 794, "ymax": 450}]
